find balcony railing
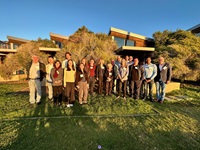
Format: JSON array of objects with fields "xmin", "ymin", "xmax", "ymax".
[{"xmin": 0, "ymin": 44, "xmax": 11, "ymax": 49}]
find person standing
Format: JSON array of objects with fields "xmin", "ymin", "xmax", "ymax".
[
  {"xmin": 114, "ymin": 56, "xmax": 122, "ymax": 94},
  {"xmin": 76, "ymin": 63, "xmax": 89, "ymax": 105},
  {"xmin": 50, "ymin": 60, "xmax": 63, "ymax": 107},
  {"xmin": 117, "ymin": 59, "xmax": 129, "ymax": 100},
  {"xmin": 26, "ymin": 55, "xmax": 46, "ymax": 105},
  {"xmin": 143, "ymin": 57, "xmax": 157, "ymax": 102},
  {"xmin": 64, "ymin": 59, "xmax": 76, "ymax": 107},
  {"xmin": 62, "ymin": 52, "xmax": 76, "ymax": 69},
  {"xmin": 105, "ymin": 63, "xmax": 114, "ymax": 96},
  {"xmin": 129, "ymin": 58, "xmax": 144, "ymax": 100},
  {"xmin": 96, "ymin": 58, "xmax": 106, "ymax": 95},
  {"xmin": 111, "ymin": 60, "xmax": 118, "ymax": 94},
  {"xmin": 154, "ymin": 56, "xmax": 172, "ymax": 104},
  {"xmin": 88, "ymin": 58, "xmax": 96, "ymax": 96},
  {"xmin": 46, "ymin": 56, "xmax": 54, "ymax": 101}
]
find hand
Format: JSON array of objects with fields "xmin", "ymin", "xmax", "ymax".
[
  {"xmin": 166, "ymin": 81, "xmax": 170, "ymax": 84},
  {"xmin": 146, "ymin": 79, "xmax": 151, "ymax": 83},
  {"xmin": 76, "ymin": 85, "xmax": 79, "ymax": 89},
  {"xmin": 87, "ymin": 84, "xmax": 89, "ymax": 89},
  {"xmin": 96, "ymin": 78, "xmax": 98, "ymax": 81}
]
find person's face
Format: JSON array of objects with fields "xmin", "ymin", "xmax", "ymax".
[
  {"xmin": 55, "ymin": 61, "xmax": 60, "ymax": 68},
  {"xmin": 80, "ymin": 64, "xmax": 84, "ymax": 70},
  {"xmin": 48, "ymin": 57, "xmax": 54, "ymax": 64},
  {"xmin": 81, "ymin": 58, "xmax": 86, "ymax": 64},
  {"xmin": 121, "ymin": 59, "xmax": 126, "ymax": 66},
  {"xmin": 146, "ymin": 58, "xmax": 151, "ymax": 64},
  {"xmin": 90, "ymin": 59, "xmax": 94, "ymax": 65},
  {"xmin": 125, "ymin": 56, "xmax": 129, "ymax": 61},
  {"xmin": 68, "ymin": 60, "xmax": 73, "ymax": 66},
  {"xmin": 66, "ymin": 54, "xmax": 71, "ymax": 60},
  {"xmin": 158, "ymin": 57, "xmax": 164, "ymax": 65},
  {"xmin": 129, "ymin": 56, "xmax": 133, "ymax": 62},
  {"xmin": 100, "ymin": 59, "xmax": 104, "ymax": 64},
  {"xmin": 117, "ymin": 56, "xmax": 121, "ymax": 62},
  {"xmin": 32, "ymin": 55, "xmax": 39, "ymax": 63},
  {"xmin": 134, "ymin": 58, "xmax": 139, "ymax": 65}
]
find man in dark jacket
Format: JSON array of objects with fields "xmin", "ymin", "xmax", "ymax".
[
  {"xmin": 129, "ymin": 58, "xmax": 144, "ymax": 100},
  {"xmin": 154, "ymin": 56, "xmax": 172, "ymax": 103},
  {"xmin": 26, "ymin": 55, "xmax": 46, "ymax": 105}
]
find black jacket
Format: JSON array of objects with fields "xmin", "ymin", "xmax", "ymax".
[{"xmin": 154, "ymin": 63, "xmax": 172, "ymax": 83}]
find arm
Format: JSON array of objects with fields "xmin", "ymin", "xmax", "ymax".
[
  {"xmin": 150, "ymin": 64, "xmax": 157, "ymax": 80},
  {"xmin": 166, "ymin": 63, "xmax": 172, "ymax": 84}
]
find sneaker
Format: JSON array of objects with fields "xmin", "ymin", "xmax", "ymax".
[
  {"xmin": 123, "ymin": 97, "xmax": 126, "ymax": 100},
  {"xmin": 69, "ymin": 104, "xmax": 73, "ymax": 107},
  {"xmin": 36, "ymin": 101, "xmax": 41, "ymax": 105},
  {"xmin": 116, "ymin": 96, "xmax": 120, "ymax": 99},
  {"xmin": 66, "ymin": 104, "xmax": 71, "ymax": 107},
  {"xmin": 83, "ymin": 101, "xmax": 87, "ymax": 104}
]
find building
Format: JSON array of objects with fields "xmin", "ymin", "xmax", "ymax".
[
  {"xmin": 0, "ymin": 33, "xmax": 69, "ymax": 64},
  {"xmin": 108, "ymin": 27, "xmax": 155, "ymax": 61},
  {"xmin": 187, "ymin": 23, "xmax": 200, "ymax": 36}
]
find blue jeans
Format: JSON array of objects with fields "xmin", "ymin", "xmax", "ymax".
[{"xmin": 155, "ymin": 81, "xmax": 166, "ymax": 101}]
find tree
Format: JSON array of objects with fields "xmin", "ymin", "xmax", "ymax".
[
  {"xmin": 153, "ymin": 30, "xmax": 200, "ymax": 81},
  {"xmin": 0, "ymin": 39, "xmax": 56, "ymax": 79},
  {"xmin": 0, "ymin": 26, "xmax": 117, "ymax": 79},
  {"xmin": 55, "ymin": 26, "xmax": 117, "ymax": 64}
]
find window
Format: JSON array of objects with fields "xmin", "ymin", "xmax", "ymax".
[
  {"xmin": 114, "ymin": 37, "xmax": 125, "ymax": 48},
  {"xmin": 126, "ymin": 39, "xmax": 135, "ymax": 46},
  {"xmin": 55, "ymin": 41, "xmax": 62, "ymax": 48},
  {"xmin": 13, "ymin": 44, "xmax": 20, "ymax": 49}
]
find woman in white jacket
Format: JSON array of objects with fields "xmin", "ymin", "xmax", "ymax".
[{"xmin": 117, "ymin": 59, "xmax": 129, "ymax": 100}]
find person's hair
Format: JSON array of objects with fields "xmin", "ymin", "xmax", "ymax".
[
  {"xmin": 121, "ymin": 58, "xmax": 127, "ymax": 68},
  {"xmin": 47, "ymin": 55, "xmax": 54, "ymax": 62},
  {"xmin": 66, "ymin": 59, "xmax": 75, "ymax": 71},
  {"xmin": 53, "ymin": 60, "xmax": 61, "ymax": 68},
  {"xmin": 65, "ymin": 52, "xmax": 71, "ymax": 56},
  {"xmin": 107, "ymin": 63, "xmax": 113, "ymax": 69}
]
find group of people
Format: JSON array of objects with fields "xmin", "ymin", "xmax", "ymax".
[{"xmin": 26, "ymin": 52, "xmax": 172, "ymax": 107}]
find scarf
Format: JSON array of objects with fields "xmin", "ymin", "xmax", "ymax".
[{"xmin": 53, "ymin": 66, "xmax": 61, "ymax": 78}]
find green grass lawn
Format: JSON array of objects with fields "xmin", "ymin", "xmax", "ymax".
[{"xmin": 0, "ymin": 82, "xmax": 200, "ymax": 150}]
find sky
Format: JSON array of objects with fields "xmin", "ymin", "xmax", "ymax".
[{"xmin": 0, "ymin": 0, "xmax": 199, "ymax": 41}]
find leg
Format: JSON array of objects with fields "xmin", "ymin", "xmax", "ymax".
[
  {"xmin": 148, "ymin": 80, "xmax": 154, "ymax": 101},
  {"xmin": 106, "ymin": 81, "xmax": 109, "ymax": 95},
  {"xmin": 130, "ymin": 80, "xmax": 134, "ymax": 97},
  {"xmin": 89, "ymin": 77, "xmax": 95, "ymax": 95},
  {"xmin": 35, "ymin": 80, "xmax": 42, "ymax": 103},
  {"xmin": 123, "ymin": 80, "xmax": 127, "ymax": 98},
  {"xmin": 118, "ymin": 80, "xmax": 122, "ymax": 97},
  {"xmin": 28, "ymin": 80, "xmax": 36, "ymax": 104},
  {"xmin": 108, "ymin": 81, "xmax": 113, "ymax": 95},
  {"xmin": 160, "ymin": 81, "xmax": 166, "ymax": 101},
  {"xmin": 135, "ymin": 80, "xmax": 141, "ymax": 99},
  {"xmin": 70, "ymin": 83, "xmax": 75, "ymax": 104},
  {"xmin": 83, "ymin": 82, "xmax": 88, "ymax": 103},
  {"xmin": 47, "ymin": 82, "xmax": 53, "ymax": 100},
  {"xmin": 155, "ymin": 81, "xmax": 161, "ymax": 100},
  {"xmin": 78, "ymin": 82, "xmax": 84, "ymax": 104}
]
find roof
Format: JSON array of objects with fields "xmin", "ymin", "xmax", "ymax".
[
  {"xmin": 115, "ymin": 46, "xmax": 154, "ymax": 56},
  {"xmin": 187, "ymin": 24, "xmax": 200, "ymax": 34},
  {"xmin": 109, "ymin": 27, "xmax": 154, "ymax": 41},
  {"xmin": 50, "ymin": 32, "xmax": 69, "ymax": 42},
  {"xmin": 7, "ymin": 36, "xmax": 30, "ymax": 44},
  {"xmin": 39, "ymin": 47, "xmax": 61, "ymax": 52}
]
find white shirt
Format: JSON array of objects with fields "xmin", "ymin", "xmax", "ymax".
[{"xmin": 29, "ymin": 62, "xmax": 40, "ymax": 79}]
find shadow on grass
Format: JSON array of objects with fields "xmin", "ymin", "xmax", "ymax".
[{"xmin": 1, "ymin": 83, "xmax": 200, "ymax": 149}]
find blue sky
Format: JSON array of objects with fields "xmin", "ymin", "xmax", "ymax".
[{"xmin": 0, "ymin": 0, "xmax": 199, "ymax": 41}]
